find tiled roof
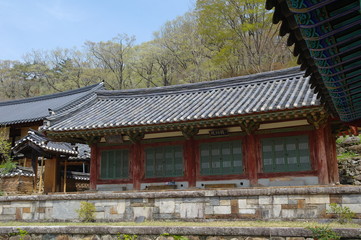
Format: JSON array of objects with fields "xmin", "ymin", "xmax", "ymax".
[
  {"xmin": 12, "ymin": 130, "xmax": 78, "ymax": 155},
  {"xmin": 0, "ymin": 167, "xmax": 35, "ymax": 178},
  {"xmin": 65, "ymin": 171, "xmax": 90, "ymax": 181},
  {"xmin": 44, "ymin": 67, "xmax": 321, "ymax": 132},
  {"xmin": 0, "ymin": 83, "xmax": 104, "ymax": 126}
]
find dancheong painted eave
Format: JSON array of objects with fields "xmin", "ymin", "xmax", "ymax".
[
  {"xmin": 266, "ymin": 0, "xmax": 361, "ymax": 123},
  {"xmin": 43, "ymin": 67, "xmax": 322, "ymax": 134}
]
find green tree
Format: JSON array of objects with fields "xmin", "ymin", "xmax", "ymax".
[
  {"xmin": 196, "ymin": 0, "xmax": 295, "ymax": 75},
  {"xmin": 85, "ymin": 34, "xmax": 135, "ymax": 90}
]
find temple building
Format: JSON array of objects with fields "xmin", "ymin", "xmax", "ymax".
[{"xmin": 42, "ymin": 67, "xmax": 345, "ymax": 191}]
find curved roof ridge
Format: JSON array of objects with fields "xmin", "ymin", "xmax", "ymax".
[
  {"xmin": 97, "ymin": 67, "xmax": 303, "ymax": 98},
  {"xmin": 0, "ymin": 82, "xmax": 104, "ymax": 107},
  {"xmin": 51, "ymin": 82, "xmax": 104, "ymax": 112}
]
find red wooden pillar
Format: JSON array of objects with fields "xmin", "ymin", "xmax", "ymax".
[
  {"xmin": 324, "ymin": 125, "xmax": 339, "ymax": 184},
  {"xmin": 244, "ymin": 134, "xmax": 258, "ymax": 186},
  {"xmin": 89, "ymin": 143, "xmax": 98, "ymax": 190},
  {"xmin": 131, "ymin": 142, "xmax": 143, "ymax": 190},
  {"xmin": 184, "ymin": 138, "xmax": 196, "ymax": 188},
  {"xmin": 315, "ymin": 126, "xmax": 329, "ymax": 185}
]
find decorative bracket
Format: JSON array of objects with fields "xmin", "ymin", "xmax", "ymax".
[
  {"xmin": 84, "ymin": 136, "xmax": 100, "ymax": 145},
  {"xmin": 239, "ymin": 120, "xmax": 260, "ymax": 135},
  {"xmin": 307, "ymin": 112, "xmax": 329, "ymax": 129},
  {"xmin": 181, "ymin": 126, "xmax": 199, "ymax": 139},
  {"xmin": 127, "ymin": 131, "xmax": 145, "ymax": 144}
]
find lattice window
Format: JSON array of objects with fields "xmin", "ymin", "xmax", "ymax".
[
  {"xmin": 261, "ymin": 135, "xmax": 311, "ymax": 173},
  {"xmin": 200, "ymin": 140, "xmax": 243, "ymax": 176},
  {"xmin": 100, "ymin": 149, "xmax": 129, "ymax": 179},
  {"xmin": 145, "ymin": 145, "xmax": 184, "ymax": 178}
]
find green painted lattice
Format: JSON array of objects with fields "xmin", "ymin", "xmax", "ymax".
[
  {"xmin": 200, "ymin": 140, "xmax": 243, "ymax": 176},
  {"xmin": 145, "ymin": 145, "xmax": 184, "ymax": 178},
  {"xmin": 100, "ymin": 149, "xmax": 129, "ymax": 179},
  {"xmin": 262, "ymin": 135, "xmax": 311, "ymax": 173}
]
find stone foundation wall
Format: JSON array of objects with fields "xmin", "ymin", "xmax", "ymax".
[
  {"xmin": 0, "ymin": 226, "xmax": 361, "ymax": 240},
  {"xmin": 0, "ymin": 186, "xmax": 360, "ymax": 222}
]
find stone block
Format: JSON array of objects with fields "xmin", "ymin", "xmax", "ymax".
[
  {"xmin": 182, "ymin": 198, "xmax": 204, "ymax": 203},
  {"xmin": 281, "ymin": 209, "xmax": 296, "ymax": 219},
  {"xmin": 37, "ymin": 207, "xmax": 45, "ymax": 213},
  {"xmin": 45, "ymin": 208, "xmax": 53, "ymax": 220},
  {"xmin": 157, "ymin": 199, "xmax": 175, "ymax": 214},
  {"xmin": 259, "ymin": 196, "xmax": 272, "ymax": 205},
  {"xmin": 10, "ymin": 202, "xmax": 32, "ymax": 207},
  {"xmin": 246, "ymin": 198, "xmax": 259, "ymax": 206},
  {"xmin": 306, "ymin": 195, "xmax": 329, "ymax": 204},
  {"xmin": 39, "ymin": 201, "xmax": 53, "ymax": 208},
  {"xmin": 95, "ymin": 206, "xmax": 105, "ymax": 212},
  {"xmin": 22, "ymin": 207, "xmax": 31, "ymax": 213},
  {"xmin": 205, "ymin": 206, "xmax": 214, "ymax": 215},
  {"xmin": 133, "ymin": 207, "xmax": 153, "ymax": 220},
  {"xmin": 239, "ymin": 209, "xmax": 256, "ymax": 214},
  {"xmin": 213, "ymin": 206, "xmax": 231, "ymax": 215},
  {"xmin": 56, "ymin": 235, "xmax": 69, "ymax": 240},
  {"xmin": 117, "ymin": 201, "xmax": 126, "ymax": 214},
  {"xmin": 52, "ymin": 200, "xmax": 80, "ymax": 220},
  {"xmin": 179, "ymin": 203, "xmax": 204, "ymax": 218},
  {"xmin": 286, "ymin": 238, "xmax": 305, "ymax": 240},
  {"xmin": 0, "ymin": 206, "xmax": 3, "ymax": 214},
  {"xmin": 342, "ymin": 195, "xmax": 361, "ymax": 204},
  {"xmin": 22, "ymin": 213, "xmax": 33, "ymax": 220},
  {"xmin": 330, "ymin": 195, "xmax": 342, "ymax": 204},
  {"xmin": 208, "ymin": 197, "xmax": 220, "ymax": 206},
  {"xmin": 342, "ymin": 204, "xmax": 361, "ymax": 213},
  {"xmin": 274, "ymin": 195, "xmax": 288, "ymax": 204},
  {"xmin": 238, "ymin": 199, "xmax": 247, "ymax": 208},
  {"xmin": 272, "ymin": 205, "xmax": 282, "ymax": 218},
  {"xmin": 297, "ymin": 199, "xmax": 305, "ymax": 209},
  {"xmin": 100, "ymin": 235, "xmax": 115, "ymax": 240},
  {"xmin": 219, "ymin": 200, "xmax": 230, "ymax": 206},
  {"xmin": 95, "ymin": 212, "xmax": 105, "ymax": 219},
  {"xmin": 3, "ymin": 207, "xmax": 16, "ymax": 215}
]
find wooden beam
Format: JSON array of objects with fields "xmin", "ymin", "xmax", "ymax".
[
  {"xmin": 244, "ymin": 134, "xmax": 258, "ymax": 186},
  {"xmin": 38, "ymin": 157, "xmax": 44, "ymax": 193},
  {"xmin": 184, "ymin": 138, "xmax": 196, "ymax": 188},
  {"xmin": 314, "ymin": 126, "xmax": 329, "ymax": 185},
  {"xmin": 63, "ymin": 159, "xmax": 68, "ymax": 193},
  {"xmin": 131, "ymin": 142, "xmax": 143, "ymax": 190},
  {"xmin": 89, "ymin": 144, "xmax": 98, "ymax": 190}
]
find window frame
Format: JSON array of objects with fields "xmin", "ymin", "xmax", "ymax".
[
  {"xmin": 141, "ymin": 140, "xmax": 187, "ymax": 183},
  {"xmin": 97, "ymin": 145, "xmax": 132, "ymax": 184},
  {"xmin": 257, "ymin": 131, "xmax": 317, "ymax": 177},
  {"xmin": 195, "ymin": 136, "xmax": 246, "ymax": 180}
]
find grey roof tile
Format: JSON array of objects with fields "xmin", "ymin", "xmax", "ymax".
[
  {"xmin": 45, "ymin": 67, "xmax": 321, "ymax": 132},
  {"xmin": 12, "ymin": 130, "xmax": 90, "ymax": 159},
  {"xmin": 0, "ymin": 83, "xmax": 104, "ymax": 125}
]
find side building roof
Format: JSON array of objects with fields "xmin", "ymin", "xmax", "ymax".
[
  {"xmin": 0, "ymin": 82, "xmax": 104, "ymax": 126},
  {"xmin": 43, "ymin": 67, "xmax": 323, "ymax": 138}
]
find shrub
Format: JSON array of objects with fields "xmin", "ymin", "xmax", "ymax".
[
  {"xmin": 76, "ymin": 201, "xmax": 96, "ymax": 222},
  {"xmin": 8, "ymin": 228, "xmax": 29, "ymax": 240},
  {"xmin": 307, "ymin": 226, "xmax": 340, "ymax": 240},
  {"xmin": 0, "ymin": 128, "xmax": 16, "ymax": 173},
  {"xmin": 117, "ymin": 234, "xmax": 138, "ymax": 240},
  {"xmin": 327, "ymin": 203, "xmax": 356, "ymax": 224}
]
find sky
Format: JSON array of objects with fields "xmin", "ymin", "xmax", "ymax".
[{"xmin": 0, "ymin": 0, "xmax": 195, "ymax": 61}]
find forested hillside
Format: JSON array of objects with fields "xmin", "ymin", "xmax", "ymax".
[{"xmin": 0, "ymin": 0, "xmax": 296, "ymax": 101}]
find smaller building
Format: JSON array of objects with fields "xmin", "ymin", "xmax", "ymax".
[
  {"xmin": 11, "ymin": 130, "xmax": 90, "ymax": 193},
  {"xmin": 43, "ymin": 67, "xmax": 346, "ymax": 191}
]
